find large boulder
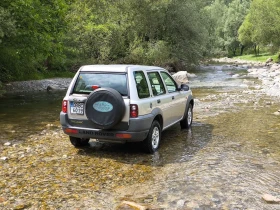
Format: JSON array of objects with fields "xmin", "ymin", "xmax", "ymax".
[
  {"xmin": 172, "ymin": 71, "xmax": 196, "ymax": 84},
  {"xmin": 172, "ymin": 71, "xmax": 188, "ymax": 83}
]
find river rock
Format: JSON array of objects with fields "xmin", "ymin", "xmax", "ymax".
[
  {"xmin": 0, "ymin": 157, "xmax": 8, "ymax": 161},
  {"xmin": 187, "ymin": 73, "xmax": 197, "ymax": 78},
  {"xmin": 3, "ymin": 78, "xmax": 72, "ymax": 93},
  {"xmin": 262, "ymin": 194, "xmax": 280, "ymax": 204},
  {"xmin": 273, "ymin": 110, "xmax": 280, "ymax": 116},
  {"xmin": 243, "ymin": 79, "xmax": 255, "ymax": 85},
  {"xmin": 265, "ymin": 58, "xmax": 273, "ymax": 64},
  {"xmin": 116, "ymin": 201, "xmax": 148, "ymax": 210},
  {"xmin": 172, "ymin": 71, "xmax": 189, "ymax": 84},
  {"xmin": 177, "ymin": 199, "xmax": 185, "ymax": 208},
  {"xmin": 270, "ymin": 63, "xmax": 280, "ymax": 71},
  {"xmin": 46, "ymin": 85, "xmax": 66, "ymax": 92},
  {"xmin": 232, "ymin": 74, "xmax": 240, "ymax": 78}
]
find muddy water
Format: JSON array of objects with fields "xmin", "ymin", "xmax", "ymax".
[{"xmin": 0, "ymin": 66, "xmax": 280, "ymax": 210}]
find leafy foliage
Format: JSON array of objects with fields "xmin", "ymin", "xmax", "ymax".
[
  {"xmin": 1, "ymin": 0, "xmax": 280, "ymax": 82},
  {"xmin": 203, "ymin": 0, "xmax": 251, "ymax": 57},
  {"xmin": 0, "ymin": 0, "xmax": 69, "ymax": 81},
  {"xmin": 239, "ymin": 0, "xmax": 280, "ymax": 54},
  {"xmin": 223, "ymin": 0, "xmax": 250, "ymax": 56}
]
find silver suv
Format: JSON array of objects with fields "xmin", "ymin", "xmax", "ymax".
[{"xmin": 60, "ymin": 65, "xmax": 194, "ymax": 153}]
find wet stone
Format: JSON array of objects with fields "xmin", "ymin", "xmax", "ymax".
[
  {"xmin": 116, "ymin": 201, "xmax": 148, "ymax": 210},
  {"xmin": 0, "ymin": 157, "xmax": 8, "ymax": 161},
  {"xmin": 176, "ymin": 199, "xmax": 185, "ymax": 208},
  {"xmin": 262, "ymin": 194, "xmax": 280, "ymax": 204}
]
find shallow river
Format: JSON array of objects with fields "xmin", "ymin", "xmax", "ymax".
[{"xmin": 0, "ymin": 66, "xmax": 280, "ymax": 210}]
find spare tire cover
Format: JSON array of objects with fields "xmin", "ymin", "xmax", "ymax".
[{"xmin": 85, "ymin": 88, "xmax": 125, "ymax": 129}]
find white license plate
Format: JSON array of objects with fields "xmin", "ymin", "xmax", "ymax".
[{"xmin": 70, "ymin": 102, "xmax": 84, "ymax": 115}]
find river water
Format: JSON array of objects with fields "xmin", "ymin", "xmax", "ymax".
[{"xmin": 0, "ymin": 66, "xmax": 280, "ymax": 210}]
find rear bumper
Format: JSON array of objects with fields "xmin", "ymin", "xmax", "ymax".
[{"xmin": 60, "ymin": 112, "xmax": 154, "ymax": 142}]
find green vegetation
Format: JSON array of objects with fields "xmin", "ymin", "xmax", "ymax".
[
  {"xmin": 236, "ymin": 53, "xmax": 279, "ymax": 63},
  {"xmin": 0, "ymin": 0, "xmax": 280, "ymax": 83},
  {"xmin": 239, "ymin": 0, "xmax": 280, "ymax": 54}
]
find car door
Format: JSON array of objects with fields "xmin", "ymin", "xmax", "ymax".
[
  {"xmin": 160, "ymin": 71, "xmax": 186, "ymax": 123},
  {"xmin": 147, "ymin": 71, "xmax": 175, "ymax": 129}
]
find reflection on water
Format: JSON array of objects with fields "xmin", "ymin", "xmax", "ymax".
[
  {"xmin": 0, "ymin": 91, "xmax": 66, "ymax": 143},
  {"xmin": 115, "ymin": 105, "xmax": 280, "ymax": 209}
]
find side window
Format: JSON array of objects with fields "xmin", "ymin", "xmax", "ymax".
[
  {"xmin": 134, "ymin": 71, "xmax": 150, "ymax": 99},
  {"xmin": 160, "ymin": 72, "xmax": 178, "ymax": 93},
  {"xmin": 147, "ymin": 72, "xmax": 166, "ymax": 96}
]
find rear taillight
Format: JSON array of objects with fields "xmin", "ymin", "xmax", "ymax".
[
  {"xmin": 65, "ymin": 128, "xmax": 78, "ymax": 134},
  {"xmin": 116, "ymin": 133, "xmax": 132, "ymax": 139},
  {"xmin": 62, "ymin": 100, "xmax": 67, "ymax": 113},
  {"xmin": 130, "ymin": 104, "xmax": 138, "ymax": 118}
]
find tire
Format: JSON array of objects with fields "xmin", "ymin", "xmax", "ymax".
[
  {"xmin": 85, "ymin": 88, "xmax": 125, "ymax": 129},
  {"xmin": 143, "ymin": 121, "xmax": 161, "ymax": 153},
  {"xmin": 69, "ymin": 136, "xmax": 89, "ymax": 147},
  {"xmin": 180, "ymin": 103, "xmax": 193, "ymax": 129}
]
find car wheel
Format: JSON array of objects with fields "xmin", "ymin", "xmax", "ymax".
[
  {"xmin": 69, "ymin": 136, "xmax": 89, "ymax": 147},
  {"xmin": 180, "ymin": 103, "xmax": 193, "ymax": 129},
  {"xmin": 143, "ymin": 120, "xmax": 161, "ymax": 153}
]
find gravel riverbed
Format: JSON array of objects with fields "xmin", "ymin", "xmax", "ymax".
[{"xmin": 1, "ymin": 61, "xmax": 280, "ymax": 210}]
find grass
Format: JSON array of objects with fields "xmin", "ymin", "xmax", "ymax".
[{"xmin": 235, "ymin": 53, "xmax": 279, "ymax": 63}]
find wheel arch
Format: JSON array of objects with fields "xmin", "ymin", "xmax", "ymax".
[
  {"xmin": 153, "ymin": 114, "xmax": 163, "ymax": 130},
  {"xmin": 187, "ymin": 95, "xmax": 194, "ymax": 108},
  {"xmin": 151, "ymin": 108, "xmax": 163, "ymax": 130}
]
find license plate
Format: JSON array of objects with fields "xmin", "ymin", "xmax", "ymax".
[{"xmin": 70, "ymin": 102, "xmax": 84, "ymax": 115}]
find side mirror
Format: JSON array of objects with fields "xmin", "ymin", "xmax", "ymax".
[{"xmin": 179, "ymin": 84, "xmax": 189, "ymax": 91}]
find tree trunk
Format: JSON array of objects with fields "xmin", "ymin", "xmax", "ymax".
[
  {"xmin": 254, "ymin": 44, "xmax": 257, "ymax": 55},
  {"xmin": 232, "ymin": 48, "xmax": 236, "ymax": 56},
  {"xmin": 240, "ymin": 45, "xmax": 245, "ymax": 56}
]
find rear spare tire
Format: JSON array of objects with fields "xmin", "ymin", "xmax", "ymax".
[{"xmin": 85, "ymin": 88, "xmax": 125, "ymax": 129}]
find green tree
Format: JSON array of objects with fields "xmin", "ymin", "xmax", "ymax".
[
  {"xmin": 203, "ymin": 0, "xmax": 228, "ymax": 56},
  {"xmin": 66, "ymin": 0, "xmax": 208, "ymax": 67},
  {"xmin": 239, "ymin": 0, "xmax": 280, "ymax": 53},
  {"xmin": 0, "ymin": 7, "xmax": 16, "ymax": 44},
  {"xmin": 0, "ymin": 0, "xmax": 69, "ymax": 81},
  {"xmin": 223, "ymin": 0, "xmax": 251, "ymax": 56}
]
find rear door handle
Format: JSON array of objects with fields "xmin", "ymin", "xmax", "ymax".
[{"xmin": 157, "ymin": 99, "xmax": 161, "ymax": 103}]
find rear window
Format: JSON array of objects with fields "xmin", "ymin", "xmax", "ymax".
[{"xmin": 73, "ymin": 72, "xmax": 128, "ymax": 96}]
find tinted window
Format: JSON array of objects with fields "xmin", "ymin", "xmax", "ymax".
[
  {"xmin": 134, "ymin": 71, "xmax": 150, "ymax": 99},
  {"xmin": 147, "ymin": 72, "xmax": 166, "ymax": 96},
  {"xmin": 73, "ymin": 73, "xmax": 128, "ymax": 96},
  {"xmin": 160, "ymin": 72, "xmax": 177, "ymax": 93}
]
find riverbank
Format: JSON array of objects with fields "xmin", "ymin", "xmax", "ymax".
[
  {"xmin": 1, "ymin": 59, "xmax": 280, "ymax": 99},
  {"xmin": 2, "ymin": 78, "xmax": 72, "ymax": 94},
  {"xmin": 207, "ymin": 57, "xmax": 280, "ymax": 98}
]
